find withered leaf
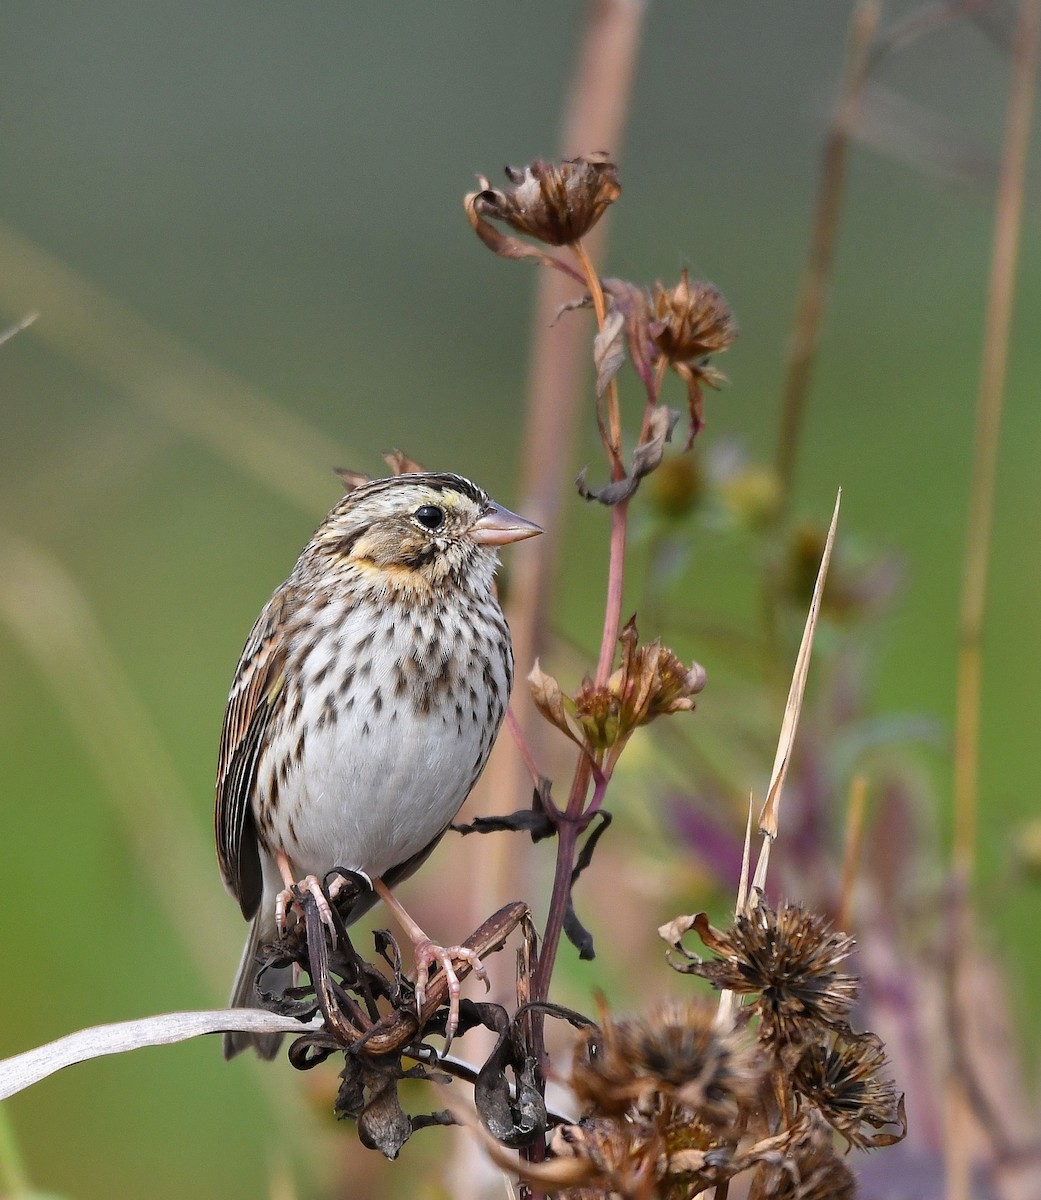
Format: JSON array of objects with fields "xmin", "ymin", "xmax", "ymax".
[
  {"xmin": 633, "ymin": 405, "xmax": 681, "ymax": 478},
  {"xmin": 563, "ymin": 899, "xmax": 596, "ymax": 961},
  {"xmin": 593, "ymin": 307, "xmax": 626, "ymax": 397},
  {"xmin": 562, "ymin": 811, "xmax": 612, "ymax": 960},
  {"xmin": 551, "ymin": 292, "xmax": 593, "ymax": 325},
  {"xmin": 452, "ymin": 810, "xmax": 556, "ymax": 840},
  {"xmin": 602, "ymin": 278, "xmax": 656, "ymax": 396},
  {"xmin": 529, "ymin": 659, "xmax": 581, "ymax": 744},
  {"xmin": 473, "ymin": 1002, "xmax": 546, "ymax": 1147},
  {"xmin": 356, "ymin": 1072, "xmax": 414, "ymax": 1159},
  {"xmin": 576, "ymin": 405, "xmax": 681, "ymax": 505},
  {"xmin": 657, "ymin": 912, "xmax": 698, "ymax": 951},
  {"xmin": 675, "ymin": 361, "xmax": 708, "ymax": 447}
]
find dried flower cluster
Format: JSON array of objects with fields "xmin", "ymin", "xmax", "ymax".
[
  {"xmin": 650, "ymin": 271, "xmax": 738, "ymax": 442},
  {"xmin": 523, "ymin": 902, "xmax": 904, "ymax": 1197},
  {"xmin": 673, "ymin": 902, "xmax": 859, "ymax": 1044},
  {"xmin": 467, "ymin": 154, "xmax": 736, "ymax": 502},
  {"xmin": 530, "ymin": 617, "xmax": 706, "ymax": 762}
]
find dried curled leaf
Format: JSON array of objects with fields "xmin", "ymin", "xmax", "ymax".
[
  {"xmin": 529, "ymin": 659, "xmax": 583, "ymax": 745},
  {"xmin": 602, "ymin": 278, "xmax": 657, "ymax": 395},
  {"xmin": 592, "ymin": 307, "xmax": 626, "ymax": 398},
  {"xmin": 576, "ymin": 405, "xmax": 682, "ymax": 505},
  {"xmin": 471, "ymin": 1001, "xmax": 546, "ymax": 1147}
]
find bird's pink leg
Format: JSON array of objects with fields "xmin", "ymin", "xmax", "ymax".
[
  {"xmin": 372, "ymin": 877, "xmax": 489, "ymax": 1043},
  {"xmin": 273, "ymin": 850, "xmax": 337, "ymax": 941}
]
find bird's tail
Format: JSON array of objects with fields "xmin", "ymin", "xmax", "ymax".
[{"xmin": 223, "ymin": 910, "xmax": 291, "ymax": 1061}]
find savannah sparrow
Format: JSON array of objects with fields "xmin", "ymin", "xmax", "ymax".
[{"xmin": 215, "ymin": 471, "xmax": 540, "ymax": 1058}]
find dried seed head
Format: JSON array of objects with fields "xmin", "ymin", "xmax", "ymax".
[
  {"xmin": 570, "ymin": 673, "xmax": 620, "ymax": 750},
  {"xmin": 600, "ymin": 619, "xmax": 706, "ymax": 746},
  {"xmin": 550, "ymin": 1118, "xmax": 664, "ymax": 1200},
  {"xmin": 468, "ymin": 153, "xmax": 620, "ymax": 247},
  {"xmin": 570, "ymin": 1000, "xmax": 760, "ymax": 1125},
  {"xmin": 686, "ymin": 902, "xmax": 858, "ymax": 1044},
  {"xmin": 532, "ymin": 620, "xmax": 705, "ymax": 752},
  {"xmin": 649, "ymin": 270, "xmax": 737, "ymax": 442},
  {"xmin": 650, "ymin": 271, "xmax": 737, "ymax": 363},
  {"xmin": 793, "ymin": 1033, "xmax": 906, "ymax": 1149},
  {"xmin": 747, "ymin": 1115, "xmax": 857, "ymax": 1200}
]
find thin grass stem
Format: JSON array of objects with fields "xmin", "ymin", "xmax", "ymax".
[
  {"xmin": 951, "ymin": 0, "xmax": 1040, "ymax": 881},
  {"xmin": 774, "ymin": 0, "xmax": 881, "ymax": 515},
  {"xmin": 947, "ymin": 4, "xmax": 1040, "ymax": 1198},
  {"xmin": 837, "ymin": 774, "xmax": 868, "ymax": 932}
]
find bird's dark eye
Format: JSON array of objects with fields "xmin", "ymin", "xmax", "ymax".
[{"xmin": 414, "ymin": 504, "xmax": 445, "ymax": 531}]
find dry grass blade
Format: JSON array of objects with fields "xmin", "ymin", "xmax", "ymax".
[
  {"xmin": 715, "ymin": 795, "xmax": 757, "ymax": 1030},
  {"xmin": 753, "ymin": 490, "xmax": 841, "ymax": 892},
  {"xmin": 0, "ymin": 1011, "xmax": 316, "ymax": 1101},
  {"xmin": 952, "ymin": 0, "xmax": 1040, "ymax": 881},
  {"xmin": 736, "ymin": 792, "xmax": 755, "ymax": 914},
  {"xmin": 0, "ymin": 310, "xmax": 38, "ymax": 348}
]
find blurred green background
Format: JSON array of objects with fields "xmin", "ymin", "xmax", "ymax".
[{"xmin": 1, "ymin": 3, "xmax": 1039, "ymax": 1198}]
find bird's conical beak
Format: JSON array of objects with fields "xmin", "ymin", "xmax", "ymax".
[{"xmin": 468, "ymin": 502, "xmax": 543, "ymax": 546}]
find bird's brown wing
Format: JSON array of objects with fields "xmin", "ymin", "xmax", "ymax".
[{"xmin": 215, "ymin": 589, "xmax": 291, "ymax": 921}]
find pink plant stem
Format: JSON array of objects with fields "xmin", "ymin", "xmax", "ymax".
[
  {"xmin": 595, "ymin": 499, "xmax": 630, "ymax": 685},
  {"xmin": 504, "ymin": 707, "xmax": 543, "ymax": 788},
  {"xmin": 533, "ymin": 240, "xmax": 633, "ymax": 1004}
]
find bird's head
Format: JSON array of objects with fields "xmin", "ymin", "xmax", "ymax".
[{"xmin": 307, "ymin": 472, "xmax": 541, "ymax": 594}]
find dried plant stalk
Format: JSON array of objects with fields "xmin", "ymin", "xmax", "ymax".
[
  {"xmin": 774, "ymin": 0, "xmax": 881, "ymax": 513},
  {"xmin": 948, "ymin": 3, "xmax": 1041, "ymax": 1198}
]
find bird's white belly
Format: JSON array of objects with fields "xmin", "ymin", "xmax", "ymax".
[
  {"xmin": 256, "ymin": 595, "xmax": 505, "ymax": 884},
  {"xmin": 291, "ymin": 705, "xmax": 485, "ymax": 879}
]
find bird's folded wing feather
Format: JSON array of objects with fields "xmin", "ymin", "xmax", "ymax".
[{"xmin": 214, "ymin": 589, "xmax": 291, "ymax": 920}]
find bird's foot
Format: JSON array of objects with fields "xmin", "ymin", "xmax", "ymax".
[
  {"xmin": 413, "ymin": 939, "xmax": 490, "ymax": 1046},
  {"xmin": 274, "ymin": 872, "xmax": 337, "ymax": 943}
]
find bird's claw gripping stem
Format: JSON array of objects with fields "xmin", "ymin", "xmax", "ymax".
[
  {"xmin": 274, "ymin": 852, "xmax": 338, "ymax": 943},
  {"xmin": 414, "ymin": 941, "xmax": 490, "ymax": 1046}
]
